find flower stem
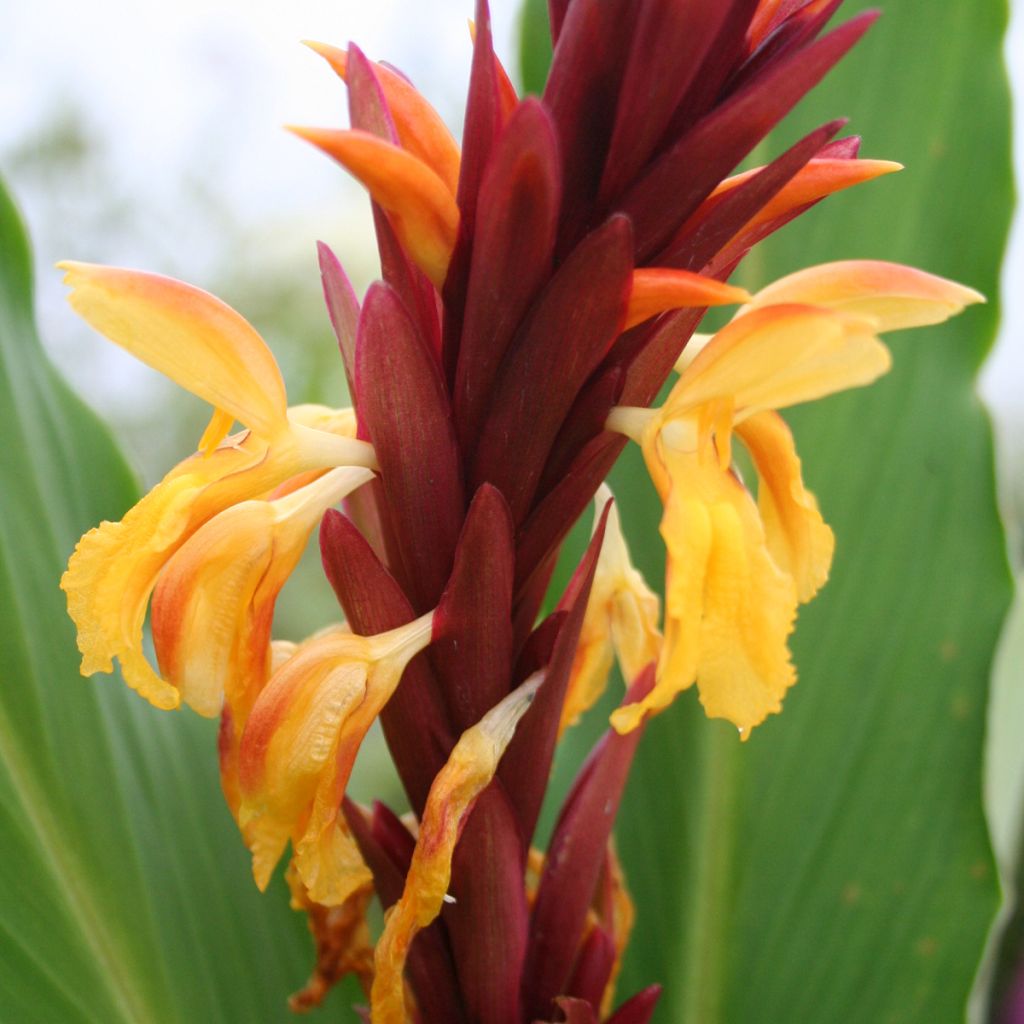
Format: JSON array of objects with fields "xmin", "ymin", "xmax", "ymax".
[{"xmin": 680, "ymin": 723, "xmax": 741, "ymax": 1024}]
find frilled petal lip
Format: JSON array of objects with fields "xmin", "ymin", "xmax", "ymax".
[{"xmin": 151, "ymin": 466, "xmax": 375, "ymax": 718}]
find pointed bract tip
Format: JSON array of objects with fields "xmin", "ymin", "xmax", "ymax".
[
  {"xmin": 284, "ymin": 123, "xmax": 323, "ymax": 145},
  {"xmin": 302, "ymin": 39, "xmax": 349, "ymax": 77}
]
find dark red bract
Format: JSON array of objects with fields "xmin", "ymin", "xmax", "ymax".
[{"xmin": 318, "ymin": 1, "xmax": 875, "ymax": 1019}]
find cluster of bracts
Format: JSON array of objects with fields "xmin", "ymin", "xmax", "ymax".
[{"xmin": 60, "ymin": 0, "xmax": 981, "ymax": 1021}]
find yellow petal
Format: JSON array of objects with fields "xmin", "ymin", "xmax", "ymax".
[
  {"xmin": 289, "ymin": 127, "xmax": 459, "ymax": 288},
  {"xmin": 238, "ymin": 615, "xmax": 433, "ymax": 902},
  {"xmin": 60, "ymin": 401, "xmax": 373, "ymax": 712},
  {"xmin": 62, "ymin": 434, "xmax": 272, "ymax": 709},
  {"xmin": 670, "ymin": 304, "xmax": 891, "ymax": 421},
  {"xmin": 197, "ymin": 407, "xmax": 236, "ymax": 456},
  {"xmin": 151, "ymin": 501, "xmax": 273, "ymax": 718},
  {"xmin": 742, "ymin": 260, "xmax": 985, "ymax": 331},
  {"xmin": 562, "ymin": 486, "xmax": 662, "ymax": 735},
  {"xmin": 304, "ymin": 40, "xmax": 461, "ymax": 196},
  {"xmin": 693, "ymin": 472, "xmax": 797, "ymax": 736},
  {"xmin": 562, "ymin": 619, "xmax": 615, "ymax": 737},
  {"xmin": 736, "ymin": 411, "xmax": 834, "ymax": 602},
  {"xmin": 613, "ymin": 437, "xmax": 797, "ymax": 736},
  {"xmin": 58, "ymin": 262, "xmax": 288, "ymax": 438},
  {"xmin": 600, "ymin": 844, "xmax": 635, "ymax": 1018},
  {"xmin": 624, "ymin": 269, "xmax": 751, "ymax": 330},
  {"xmin": 370, "ymin": 676, "xmax": 541, "ymax": 1024},
  {"xmin": 152, "ymin": 467, "xmax": 374, "ymax": 718}
]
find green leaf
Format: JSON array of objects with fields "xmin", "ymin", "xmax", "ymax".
[
  {"xmin": 0, "ymin": 178, "xmax": 354, "ymax": 1021},
  {"xmin": 518, "ymin": 0, "xmax": 553, "ymax": 95},
  {"xmin": 975, "ymin": 572, "xmax": 1024, "ymax": 1017},
  {"xmin": 590, "ymin": 3, "xmax": 1014, "ymax": 1022}
]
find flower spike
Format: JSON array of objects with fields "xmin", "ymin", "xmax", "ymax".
[{"xmin": 57, "ymin": 3, "xmax": 987, "ymax": 1018}]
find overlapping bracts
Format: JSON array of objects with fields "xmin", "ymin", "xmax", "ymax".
[{"xmin": 60, "ymin": 2, "xmax": 981, "ymax": 1022}]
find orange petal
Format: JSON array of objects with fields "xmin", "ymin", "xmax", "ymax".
[
  {"xmin": 304, "ymin": 40, "xmax": 461, "ymax": 195},
  {"xmin": 290, "ymin": 127, "xmax": 459, "ymax": 288},
  {"xmin": 743, "ymin": 260, "xmax": 985, "ymax": 331},
  {"xmin": 705, "ymin": 158, "xmax": 901, "ymax": 244},
  {"xmin": 152, "ymin": 467, "xmax": 374, "ymax": 718},
  {"xmin": 747, "ymin": 0, "xmax": 785, "ymax": 46},
  {"xmin": 670, "ymin": 304, "xmax": 891, "ymax": 420},
  {"xmin": 625, "ymin": 268, "xmax": 750, "ymax": 330},
  {"xmin": 238, "ymin": 615, "xmax": 433, "ymax": 903},
  {"xmin": 58, "ymin": 262, "xmax": 288, "ymax": 438},
  {"xmin": 736, "ymin": 411, "xmax": 834, "ymax": 602},
  {"xmin": 370, "ymin": 676, "xmax": 541, "ymax": 1024}
]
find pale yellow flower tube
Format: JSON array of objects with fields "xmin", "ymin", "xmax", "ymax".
[{"xmin": 370, "ymin": 675, "xmax": 542, "ymax": 1024}]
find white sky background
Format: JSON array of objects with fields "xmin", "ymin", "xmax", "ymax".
[
  {"xmin": 0, "ymin": 0, "xmax": 520, "ymax": 425},
  {"xmin": 0, "ymin": 0, "xmax": 1021, "ymax": 518}
]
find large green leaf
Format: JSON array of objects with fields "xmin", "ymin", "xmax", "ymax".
[
  {"xmin": 0, "ymin": 179, "xmax": 356, "ymax": 1022},
  {"xmin": 519, "ymin": 2, "xmax": 1014, "ymax": 1022}
]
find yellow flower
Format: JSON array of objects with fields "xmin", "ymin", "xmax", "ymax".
[
  {"xmin": 236, "ymin": 614, "xmax": 435, "ymax": 906},
  {"xmin": 561, "ymin": 484, "xmax": 662, "ymax": 735},
  {"xmin": 152, "ymin": 466, "xmax": 373, "ymax": 720},
  {"xmin": 58, "ymin": 262, "xmax": 376, "ymax": 711},
  {"xmin": 608, "ymin": 261, "xmax": 983, "ymax": 737},
  {"xmin": 370, "ymin": 675, "xmax": 541, "ymax": 1024}
]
